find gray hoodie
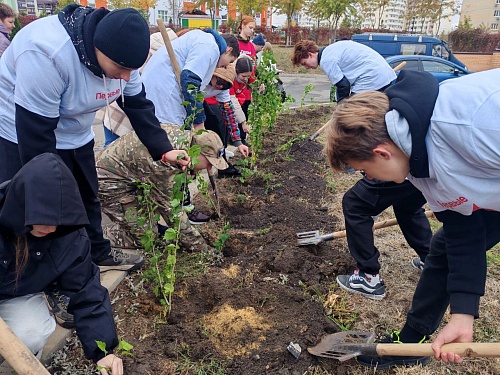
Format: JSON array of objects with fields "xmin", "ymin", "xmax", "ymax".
[
  {"xmin": 0, "ymin": 23, "xmax": 10, "ymax": 57},
  {"xmin": 386, "ymin": 68, "xmax": 500, "ymax": 216}
]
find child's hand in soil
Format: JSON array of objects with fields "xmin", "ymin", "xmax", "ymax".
[
  {"xmin": 97, "ymin": 354, "xmax": 123, "ymax": 374},
  {"xmin": 238, "ymin": 144, "xmax": 249, "ymax": 157}
]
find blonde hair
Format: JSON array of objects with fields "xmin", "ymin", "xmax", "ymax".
[
  {"xmin": 263, "ymin": 42, "xmax": 272, "ymax": 52},
  {"xmin": 323, "ymin": 91, "xmax": 391, "ymax": 171}
]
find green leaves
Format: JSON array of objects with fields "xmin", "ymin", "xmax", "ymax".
[{"xmin": 248, "ymin": 50, "xmax": 288, "ymax": 169}]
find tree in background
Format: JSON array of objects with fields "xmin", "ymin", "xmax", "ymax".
[
  {"xmin": 307, "ymin": 0, "xmax": 356, "ymax": 43},
  {"xmin": 107, "ymin": 0, "xmax": 157, "ymax": 19},
  {"xmin": 457, "ymin": 15, "xmax": 472, "ymax": 30},
  {"xmin": 193, "ymin": 0, "xmax": 228, "ymax": 27},
  {"xmin": 10, "ymin": 16, "xmax": 21, "ymax": 39},
  {"xmin": 235, "ymin": 0, "xmax": 267, "ymax": 19},
  {"xmin": 54, "ymin": 0, "xmax": 77, "ymax": 12},
  {"xmin": 274, "ymin": 0, "xmax": 303, "ymax": 45}
]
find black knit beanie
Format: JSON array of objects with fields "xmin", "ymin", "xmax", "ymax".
[{"xmin": 93, "ymin": 8, "xmax": 149, "ymax": 69}]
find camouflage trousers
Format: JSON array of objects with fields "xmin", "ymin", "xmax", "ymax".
[{"xmin": 100, "ymin": 190, "xmax": 208, "ymax": 253}]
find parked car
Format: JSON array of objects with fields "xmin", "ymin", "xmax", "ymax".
[
  {"xmin": 386, "ymin": 55, "xmax": 471, "ymax": 83},
  {"xmin": 352, "ymin": 33, "xmax": 466, "ymax": 68}
]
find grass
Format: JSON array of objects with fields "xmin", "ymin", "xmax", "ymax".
[{"xmin": 272, "ymin": 45, "xmax": 326, "ymax": 75}]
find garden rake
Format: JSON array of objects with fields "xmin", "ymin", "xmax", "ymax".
[
  {"xmin": 296, "ymin": 210, "xmax": 433, "ymax": 246},
  {"xmin": 307, "ymin": 331, "xmax": 500, "ymax": 362}
]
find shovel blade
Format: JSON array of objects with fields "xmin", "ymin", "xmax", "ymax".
[
  {"xmin": 296, "ymin": 230, "xmax": 321, "ymax": 246},
  {"xmin": 307, "ymin": 331, "xmax": 376, "ymax": 362}
]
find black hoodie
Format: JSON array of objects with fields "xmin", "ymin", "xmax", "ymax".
[
  {"xmin": 384, "ymin": 70, "xmax": 439, "ymax": 178},
  {"xmin": 0, "ymin": 153, "xmax": 118, "ymax": 362}
]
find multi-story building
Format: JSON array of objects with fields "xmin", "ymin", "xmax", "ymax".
[
  {"xmin": 359, "ymin": 0, "xmax": 456, "ymax": 36},
  {"xmin": 16, "ymin": 0, "xmax": 57, "ymax": 15},
  {"xmin": 460, "ymin": 0, "xmax": 500, "ymax": 32}
]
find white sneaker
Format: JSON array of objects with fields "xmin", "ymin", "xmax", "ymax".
[{"xmin": 225, "ymin": 149, "xmax": 234, "ymax": 158}]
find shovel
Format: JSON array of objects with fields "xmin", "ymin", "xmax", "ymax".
[
  {"xmin": 297, "ymin": 210, "xmax": 434, "ymax": 246},
  {"xmin": 308, "ymin": 331, "xmax": 500, "ymax": 362},
  {"xmin": 0, "ymin": 315, "xmax": 50, "ymax": 374}
]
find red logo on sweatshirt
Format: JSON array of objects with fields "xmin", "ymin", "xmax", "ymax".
[
  {"xmin": 437, "ymin": 196, "xmax": 468, "ymax": 209},
  {"xmin": 96, "ymin": 88, "xmax": 121, "ymax": 100}
]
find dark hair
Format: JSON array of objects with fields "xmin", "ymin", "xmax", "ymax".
[
  {"xmin": 292, "ymin": 40, "xmax": 319, "ymax": 66},
  {"xmin": 0, "ymin": 3, "xmax": 15, "ymax": 20},
  {"xmin": 14, "ymin": 236, "xmax": 29, "ymax": 287},
  {"xmin": 222, "ymin": 34, "xmax": 240, "ymax": 57},
  {"xmin": 235, "ymin": 56, "xmax": 254, "ymax": 74}
]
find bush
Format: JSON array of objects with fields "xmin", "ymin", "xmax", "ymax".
[{"xmin": 449, "ymin": 29, "xmax": 500, "ymax": 52}]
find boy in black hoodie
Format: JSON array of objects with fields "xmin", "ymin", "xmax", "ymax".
[{"xmin": 324, "ymin": 69, "xmax": 500, "ymax": 369}]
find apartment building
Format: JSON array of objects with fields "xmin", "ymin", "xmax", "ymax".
[
  {"xmin": 461, "ymin": 0, "xmax": 500, "ymax": 32},
  {"xmin": 360, "ymin": 0, "xmax": 456, "ymax": 35},
  {"xmin": 16, "ymin": 0, "xmax": 56, "ymax": 15}
]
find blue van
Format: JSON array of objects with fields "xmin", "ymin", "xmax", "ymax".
[{"xmin": 351, "ymin": 33, "xmax": 466, "ymax": 69}]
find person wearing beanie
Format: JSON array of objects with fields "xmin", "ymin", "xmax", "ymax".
[
  {"xmin": 204, "ymin": 64, "xmax": 250, "ymax": 178},
  {"xmin": 99, "ymin": 29, "xmax": 179, "ymax": 147},
  {"xmin": 251, "ymin": 34, "xmax": 266, "ymax": 53},
  {"xmin": 0, "ymin": 4, "xmax": 190, "ymax": 332}
]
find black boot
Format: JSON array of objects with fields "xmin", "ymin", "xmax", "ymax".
[{"xmin": 218, "ymin": 164, "xmax": 242, "ymax": 178}]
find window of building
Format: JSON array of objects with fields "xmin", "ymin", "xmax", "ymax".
[
  {"xmin": 492, "ymin": 23, "xmax": 499, "ymax": 30},
  {"xmin": 158, "ymin": 10, "xmax": 168, "ymax": 23},
  {"xmin": 495, "ymin": 10, "xmax": 500, "ymax": 17}
]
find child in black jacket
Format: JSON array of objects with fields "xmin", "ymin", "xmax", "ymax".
[{"xmin": 0, "ymin": 153, "xmax": 122, "ymax": 374}]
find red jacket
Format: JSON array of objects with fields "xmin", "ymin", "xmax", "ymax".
[
  {"xmin": 230, "ymin": 79, "xmax": 249, "ymax": 105},
  {"xmin": 237, "ymin": 38, "xmax": 256, "ymax": 101}
]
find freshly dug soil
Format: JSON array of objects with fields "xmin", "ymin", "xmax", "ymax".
[
  {"xmin": 49, "ymin": 105, "xmax": 500, "ymax": 375},
  {"xmin": 125, "ymin": 105, "xmax": 351, "ymax": 374},
  {"xmin": 49, "ymin": 105, "xmax": 355, "ymax": 374}
]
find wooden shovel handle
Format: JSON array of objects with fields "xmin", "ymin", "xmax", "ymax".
[
  {"xmin": 310, "ymin": 119, "xmax": 332, "ymax": 141},
  {"xmin": 331, "ymin": 210, "xmax": 434, "ymax": 239},
  {"xmin": 377, "ymin": 342, "xmax": 500, "ymax": 358},
  {"xmin": 392, "ymin": 61, "xmax": 407, "ymax": 73},
  {"xmin": 0, "ymin": 316, "xmax": 50, "ymax": 374},
  {"xmin": 157, "ymin": 18, "xmax": 181, "ymax": 88}
]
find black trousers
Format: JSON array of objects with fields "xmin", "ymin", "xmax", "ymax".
[
  {"xmin": 203, "ymin": 101, "xmax": 227, "ymax": 147},
  {"xmin": 239, "ymin": 100, "xmax": 251, "ymax": 142},
  {"xmin": 342, "ymin": 177, "xmax": 432, "ymax": 275},
  {"xmin": 0, "ymin": 137, "xmax": 110, "ymax": 262},
  {"xmin": 405, "ymin": 211, "xmax": 500, "ymax": 337}
]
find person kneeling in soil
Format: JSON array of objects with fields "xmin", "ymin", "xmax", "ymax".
[
  {"xmin": 335, "ymin": 174, "xmax": 432, "ymax": 300},
  {"xmin": 0, "ymin": 153, "xmax": 122, "ymax": 374},
  {"xmin": 324, "ymin": 69, "xmax": 500, "ymax": 370},
  {"xmin": 97, "ymin": 124, "xmax": 229, "ymax": 253}
]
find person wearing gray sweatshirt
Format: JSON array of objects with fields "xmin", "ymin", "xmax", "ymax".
[{"xmin": 324, "ymin": 69, "xmax": 500, "ymax": 370}]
